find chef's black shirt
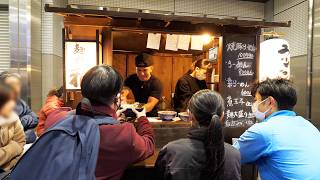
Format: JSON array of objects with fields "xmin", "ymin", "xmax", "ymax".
[
  {"xmin": 174, "ymin": 74, "xmax": 208, "ymax": 112},
  {"xmin": 124, "ymin": 74, "xmax": 162, "ymax": 117}
]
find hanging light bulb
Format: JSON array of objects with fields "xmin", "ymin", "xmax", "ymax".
[{"xmin": 202, "ymin": 34, "xmax": 212, "ymax": 44}]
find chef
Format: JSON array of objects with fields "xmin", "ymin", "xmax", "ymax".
[
  {"xmin": 123, "ymin": 53, "xmax": 163, "ymax": 117},
  {"xmin": 173, "ymin": 59, "xmax": 210, "ymax": 112}
]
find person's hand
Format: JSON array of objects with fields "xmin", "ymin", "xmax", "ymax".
[
  {"xmin": 132, "ymin": 108, "xmax": 146, "ymax": 118},
  {"xmin": 116, "ymin": 108, "xmax": 127, "ymax": 118}
]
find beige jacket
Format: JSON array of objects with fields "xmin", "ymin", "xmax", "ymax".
[{"xmin": 0, "ymin": 113, "xmax": 26, "ymax": 171}]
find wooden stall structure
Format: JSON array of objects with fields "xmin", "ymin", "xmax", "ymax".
[{"xmin": 45, "ymin": 4, "xmax": 290, "ymax": 180}]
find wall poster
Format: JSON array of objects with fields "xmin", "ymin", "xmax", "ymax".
[{"xmin": 65, "ymin": 41, "xmax": 97, "ymax": 90}]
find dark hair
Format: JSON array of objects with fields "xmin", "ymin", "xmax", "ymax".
[
  {"xmin": 47, "ymin": 86, "xmax": 64, "ymax": 98},
  {"xmin": 188, "ymin": 90, "xmax": 225, "ymax": 180},
  {"xmin": 81, "ymin": 65, "xmax": 123, "ymax": 105},
  {"xmin": 0, "ymin": 83, "xmax": 14, "ymax": 110},
  {"xmin": 251, "ymin": 78, "xmax": 297, "ymax": 110},
  {"xmin": 0, "ymin": 71, "xmax": 21, "ymax": 83},
  {"xmin": 193, "ymin": 59, "xmax": 210, "ymax": 70}
]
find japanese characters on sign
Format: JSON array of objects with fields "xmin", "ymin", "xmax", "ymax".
[{"xmin": 221, "ymin": 35, "xmax": 257, "ymax": 127}]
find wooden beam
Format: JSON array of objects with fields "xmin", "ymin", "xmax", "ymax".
[
  {"xmin": 102, "ymin": 29, "xmax": 113, "ymax": 65},
  {"xmin": 45, "ymin": 4, "xmax": 291, "ymax": 28}
]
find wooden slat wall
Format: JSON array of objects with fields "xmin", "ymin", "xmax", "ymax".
[{"xmin": 113, "ymin": 53, "xmax": 193, "ymax": 109}]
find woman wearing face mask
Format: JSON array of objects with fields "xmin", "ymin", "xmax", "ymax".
[
  {"xmin": 173, "ymin": 59, "xmax": 210, "ymax": 112},
  {"xmin": 0, "ymin": 84, "xmax": 26, "ymax": 178},
  {"xmin": 156, "ymin": 90, "xmax": 241, "ymax": 180}
]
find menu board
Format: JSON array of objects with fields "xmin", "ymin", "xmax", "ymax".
[
  {"xmin": 221, "ymin": 34, "xmax": 257, "ymax": 127},
  {"xmin": 65, "ymin": 41, "xmax": 97, "ymax": 90}
]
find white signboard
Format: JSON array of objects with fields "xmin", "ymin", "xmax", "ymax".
[
  {"xmin": 165, "ymin": 34, "xmax": 178, "ymax": 51},
  {"xmin": 259, "ymin": 39, "xmax": 290, "ymax": 81},
  {"xmin": 65, "ymin": 42, "xmax": 97, "ymax": 90},
  {"xmin": 191, "ymin": 35, "xmax": 203, "ymax": 50},
  {"xmin": 177, "ymin": 35, "xmax": 190, "ymax": 50},
  {"xmin": 147, "ymin": 33, "xmax": 161, "ymax": 50}
]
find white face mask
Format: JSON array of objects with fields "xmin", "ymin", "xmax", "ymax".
[{"xmin": 251, "ymin": 98, "xmax": 271, "ymax": 121}]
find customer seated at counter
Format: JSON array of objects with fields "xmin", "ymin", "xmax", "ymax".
[
  {"xmin": 36, "ymin": 87, "xmax": 64, "ymax": 136},
  {"xmin": 0, "ymin": 72, "xmax": 38, "ymax": 144},
  {"xmin": 122, "ymin": 53, "xmax": 163, "ymax": 117},
  {"xmin": 156, "ymin": 90, "xmax": 241, "ymax": 180},
  {"xmin": 233, "ymin": 78, "xmax": 320, "ymax": 180},
  {"xmin": 0, "ymin": 83, "xmax": 26, "ymax": 179},
  {"xmin": 9, "ymin": 65, "xmax": 155, "ymax": 180},
  {"xmin": 173, "ymin": 59, "xmax": 210, "ymax": 112}
]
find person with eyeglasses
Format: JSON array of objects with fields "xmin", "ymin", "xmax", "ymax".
[
  {"xmin": 173, "ymin": 59, "xmax": 210, "ymax": 112},
  {"xmin": 233, "ymin": 78, "xmax": 320, "ymax": 180}
]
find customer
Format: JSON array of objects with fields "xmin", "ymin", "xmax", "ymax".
[
  {"xmin": 0, "ymin": 83, "xmax": 26, "ymax": 177},
  {"xmin": 173, "ymin": 59, "xmax": 210, "ymax": 112},
  {"xmin": 234, "ymin": 78, "xmax": 320, "ymax": 180},
  {"xmin": 0, "ymin": 72, "xmax": 38, "ymax": 143},
  {"xmin": 51, "ymin": 65, "xmax": 155, "ymax": 180},
  {"xmin": 36, "ymin": 87, "xmax": 64, "ymax": 136},
  {"xmin": 156, "ymin": 90, "xmax": 241, "ymax": 180}
]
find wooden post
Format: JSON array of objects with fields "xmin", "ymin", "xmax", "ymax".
[{"xmin": 102, "ymin": 29, "xmax": 113, "ymax": 65}]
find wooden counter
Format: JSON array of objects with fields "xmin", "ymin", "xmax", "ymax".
[{"xmin": 121, "ymin": 120, "xmax": 258, "ymax": 180}]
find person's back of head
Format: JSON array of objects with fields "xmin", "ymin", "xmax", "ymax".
[
  {"xmin": 0, "ymin": 83, "xmax": 16, "ymax": 119},
  {"xmin": 188, "ymin": 89, "xmax": 225, "ymax": 180},
  {"xmin": 251, "ymin": 78, "xmax": 297, "ymax": 120},
  {"xmin": 0, "ymin": 71, "xmax": 22, "ymax": 98},
  {"xmin": 81, "ymin": 65, "xmax": 123, "ymax": 106}
]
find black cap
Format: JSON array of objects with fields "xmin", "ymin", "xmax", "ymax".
[{"xmin": 135, "ymin": 53, "xmax": 153, "ymax": 67}]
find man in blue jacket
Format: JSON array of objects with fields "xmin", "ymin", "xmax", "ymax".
[
  {"xmin": 0, "ymin": 72, "xmax": 38, "ymax": 143},
  {"xmin": 234, "ymin": 78, "xmax": 320, "ymax": 180}
]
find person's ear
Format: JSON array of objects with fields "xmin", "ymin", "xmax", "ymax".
[
  {"xmin": 269, "ymin": 96, "xmax": 278, "ymax": 108},
  {"xmin": 220, "ymin": 112, "xmax": 225, "ymax": 121}
]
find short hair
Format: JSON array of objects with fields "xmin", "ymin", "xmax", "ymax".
[
  {"xmin": 0, "ymin": 71, "xmax": 21, "ymax": 83},
  {"xmin": 0, "ymin": 83, "xmax": 14, "ymax": 110},
  {"xmin": 251, "ymin": 78, "xmax": 297, "ymax": 110},
  {"xmin": 81, "ymin": 65, "xmax": 123, "ymax": 105},
  {"xmin": 193, "ymin": 59, "xmax": 210, "ymax": 70}
]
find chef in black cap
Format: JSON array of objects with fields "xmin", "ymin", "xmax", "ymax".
[{"xmin": 123, "ymin": 53, "xmax": 163, "ymax": 117}]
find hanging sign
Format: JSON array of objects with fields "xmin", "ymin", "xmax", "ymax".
[{"xmin": 259, "ymin": 39, "xmax": 290, "ymax": 81}]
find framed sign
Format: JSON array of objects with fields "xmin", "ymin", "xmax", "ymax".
[
  {"xmin": 64, "ymin": 41, "xmax": 97, "ymax": 90},
  {"xmin": 208, "ymin": 47, "xmax": 218, "ymax": 62}
]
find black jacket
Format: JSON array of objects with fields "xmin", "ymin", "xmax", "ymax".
[
  {"xmin": 173, "ymin": 74, "xmax": 207, "ymax": 112},
  {"xmin": 155, "ymin": 135, "xmax": 241, "ymax": 180}
]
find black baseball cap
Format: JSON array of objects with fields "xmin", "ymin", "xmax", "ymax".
[{"xmin": 135, "ymin": 53, "xmax": 153, "ymax": 67}]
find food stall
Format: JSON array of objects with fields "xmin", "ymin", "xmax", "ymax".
[{"xmin": 45, "ymin": 4, "xmax": 290, "ymax": 180}]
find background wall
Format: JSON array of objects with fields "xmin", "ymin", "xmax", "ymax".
[
  {"xmin": 68, "ymin": 0, "xmax": 265, "ymax": 20},
  {"xmin": 41, "ymin": 0, "xmax": 65, "ymax": 104},
  {"xmin": 311, "ymin": 0, "xmax": 320, "ymax": 127},
  {"xmin": 264, "ymin": 0, "xmax": 309, "ymax": 117}
]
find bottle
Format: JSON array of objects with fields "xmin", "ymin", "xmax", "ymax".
[{"xmin": 159, "ymin": 96, "xmax": 166, "ymax": 110}]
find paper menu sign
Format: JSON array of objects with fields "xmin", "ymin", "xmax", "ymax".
[
  {"xmin": 147, "ymin": 33, "xmax": 161, "ymax": 50},
  {"xmin": 165, "ymin": 34, "xmax": 178, "ymax": 51},
  {"xmin": 191, "ymin": 35, "xmax": 203, "ymax": 50},
  {"xmin": 177, "ymin": 35, "xmax": 190, "ymax": 50}
]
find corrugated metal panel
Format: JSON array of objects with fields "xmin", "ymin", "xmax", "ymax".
[
  {"xmin": 274, "ymin": 0, "xmax": 306, "ymax": 15},
  {"xmin": 68, "ymin": 0, "xmax": 264, "ymax": 19},
  {"xmin": 274, "ymin": 0, "xmax": 308, "ymax": 57},
  {"xmin": 0, "ymin": 10, "xmax": 10, "ymax": 72}
]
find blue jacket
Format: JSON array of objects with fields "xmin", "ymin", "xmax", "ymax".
[
  {"xmin": 234, "ymin": 110, "xmax": 320, "ymax": 180},
  {"xmin": 15, "ymin": 99, "xmax": 38, "ymax": 143},
  {"xmin": 9, "ymin": 114, "xmax": 119, "ymax": 180}
]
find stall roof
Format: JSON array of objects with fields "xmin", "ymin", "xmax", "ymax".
[{"xmin": 45, "ymin": 4, "xmax": 290, "ymax": 35}]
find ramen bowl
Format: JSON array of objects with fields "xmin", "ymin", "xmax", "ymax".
[
  {"xmin": 178, "ymin": 112, "xmax": 190, "ymax": 122},
  {"xmin": 158, "ymin": 111, "xmax": 177, "ymax": 121}
]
